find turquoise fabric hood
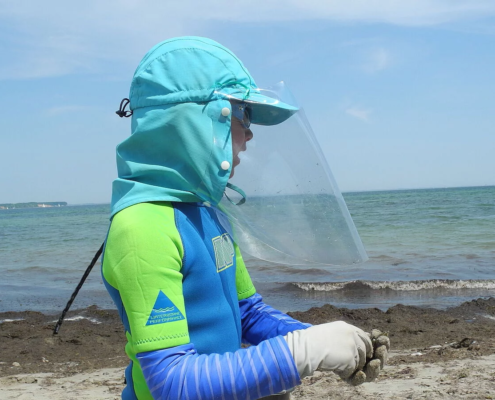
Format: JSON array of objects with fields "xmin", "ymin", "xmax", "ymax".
[{"xmin": 110, "ymin": 37, "xmax": 296, "ymax": 218}]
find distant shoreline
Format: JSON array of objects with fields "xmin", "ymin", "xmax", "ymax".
[
  {"xmin": 342, "ymin": 184, "xmax": 495, "ymax": 195},
  {"xmin": 0, "ymin": 202, "xmax": 67, "ymax": 209},
  {"xmin": 1, "ymin": 185, "xmax": 493, "ymax": 207}
]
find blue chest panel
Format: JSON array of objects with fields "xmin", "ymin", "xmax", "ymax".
[{"xmin": 173, "ymin": 203, "xmax": 242, "ymax": 354}]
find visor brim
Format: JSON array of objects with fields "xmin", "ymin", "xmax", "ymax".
[{"xmin": 228, "ymin": 92, "xmax": 299, "ymax": 126}]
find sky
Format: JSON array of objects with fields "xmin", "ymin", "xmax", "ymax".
[{"xmin": 0, "ymin": 0, "xmax": 494, "ymax": 204}]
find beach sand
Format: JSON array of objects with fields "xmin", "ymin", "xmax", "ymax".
[{"xmin": 1, "ymin": 298, "xmax": 495, "ymax": 399}]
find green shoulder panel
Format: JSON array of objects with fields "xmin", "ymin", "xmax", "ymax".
[
  {"xmin": 234, "ymin": 243, "xmax": 256, "ymax": 300},
  {"xmin": 102, "ymin": 202, "xmax": 190, "ymax": 354}
]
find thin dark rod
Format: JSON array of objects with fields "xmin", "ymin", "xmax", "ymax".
[{"xmin": 52, "ymin": 242, "xmax": 104, "ymax": 335}]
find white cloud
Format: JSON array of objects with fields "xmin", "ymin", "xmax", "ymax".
[
  {"xmin": 284, "ymin": 0, "xmax": 495, "ymax": 26},
  {"xmin": 0, "ymin": 0, "xmax": 494, "ymax": 79},
  {"xmin": 362, "ymin": 47, "xmax": 392, "ymax": 73},
  {"xmin": 346, "ymin": 107, "xmax": 372, "ymax": 122}
]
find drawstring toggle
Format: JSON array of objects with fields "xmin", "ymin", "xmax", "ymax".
[{"xmin": 116, "ymin": 98, "xmax": 133, "ymax": 118}]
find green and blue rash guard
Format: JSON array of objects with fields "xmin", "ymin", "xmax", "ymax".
[{"xmin": 102, "ymin": 201, "xmax": 308, "ymax": 400}]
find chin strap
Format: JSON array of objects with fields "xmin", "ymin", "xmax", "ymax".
[{"xmin": 224, "ymin": 182, "xmax": 246, "ymax": 205}]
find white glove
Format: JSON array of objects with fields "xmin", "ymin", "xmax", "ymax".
[{"xmin": 283, "ymin": 321, "xmax": 373, "ymax": 380}]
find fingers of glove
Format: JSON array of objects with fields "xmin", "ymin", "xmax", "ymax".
[
  {"xmin": 374, "ymin": 345, "xmax": 388, "ymax": 369},
  {"xmin": 348, "ymin": 370, "xmax": 367, "ymax": 386},
  {"xmin": 364, "ymin": 359, "xmax": 381, "ymax": 382},
  {"xmin": 336, "ymin": 364, "xmax": 357, "ymax": 380},
  {"xmin": 375, "ymin": 335, "xmax": 390, "ymax": 351},
  {"xmin": 357, "ymin": 329, "xmax": 374, "ymax": 359},
  {"xmin": 371, "ymin": 329, "xmax": 383, "ymax": 339},
  {"xmin": 356, "ymin": 336, "xmax": 368, "ymax": 371},
  {"xmin": 346, "ymin": 357, "xmax": 381, "ymax": 385}
]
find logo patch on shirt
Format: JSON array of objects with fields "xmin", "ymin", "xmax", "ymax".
[
  {"xmin": 212, "ymin": 233, "xmax": 234, "ymax": 272},
  {"xmin": 146, "ymin": 291, "xmax": 185, "ymax": 326}
]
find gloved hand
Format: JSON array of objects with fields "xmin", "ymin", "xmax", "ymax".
[{"xmin": 283, "ymin": 321, "xmax": 373, "ymax": 380}]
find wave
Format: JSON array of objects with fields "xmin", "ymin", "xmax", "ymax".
[
  {"xmin": 292, "ymin": 279, "xmax": 495, "ymax": 292},
  {"xmin": 0, "ymin": 318, "xmax": 25, "ymax": 324},
  {"xmin": 49, "ymin": 315, "xmax": 101, "ymax": 324},
  {"xmin": 3, "ymin": 265, "xmax": 76, "ymax": 274}
]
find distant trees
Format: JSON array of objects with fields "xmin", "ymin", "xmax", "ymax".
[{"xmin": 0, "ymin": 202, "xmax": 67, "ymax": 209}]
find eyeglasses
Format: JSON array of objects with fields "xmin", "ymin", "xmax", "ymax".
[{"xmin": 231, "ymin": 102, "xmax": 251, "ymax": 129}]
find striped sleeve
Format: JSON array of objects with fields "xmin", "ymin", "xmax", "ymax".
[
  {"xmin": 239, "ymin": 293, "xmax": 311, "ymax": 346},
  {"xmin": 136, "ymin": 337, "xmax": 300, "ymax": 400}
]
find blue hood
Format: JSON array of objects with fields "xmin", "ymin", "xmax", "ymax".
[{"xmin": 110, "ymin": 37, "xmax": 296, "ymax": 218}]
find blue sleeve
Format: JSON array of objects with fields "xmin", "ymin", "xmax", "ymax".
[
  {"xmin": 239, "ymin": 293, "xmax": 311, "ymax": 346},
  {"xmin": 137, "ymin": 336, "xmax": 300, "ymax": 400}
]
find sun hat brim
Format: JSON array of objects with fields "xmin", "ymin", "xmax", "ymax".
[{"xmin": 227, "ymin": 91, "xmax": 299, "ymax": 126}]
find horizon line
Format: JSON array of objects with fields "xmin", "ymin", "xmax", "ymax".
[{"xmin": 18, "ymin": 183, "xmax": 492, "ymax": 206}]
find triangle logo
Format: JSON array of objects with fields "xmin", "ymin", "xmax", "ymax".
[{"xmin": 146, "ymin": 291, "xmax": 185, "ymax": 326}]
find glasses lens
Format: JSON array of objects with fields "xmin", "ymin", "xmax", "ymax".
[
  {"xmin": 232, "ymin": 103, "xmax": 251, "ymax": 129},
  {"xmin": 243, "ymin": 106, "xmax": 251, "ymax": 129}
]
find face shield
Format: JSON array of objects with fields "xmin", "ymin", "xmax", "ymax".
[{"xmin": 215, "ymin": 82, "xmax": 368, "ymax": 267}]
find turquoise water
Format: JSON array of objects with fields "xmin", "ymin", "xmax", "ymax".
[{"xmin": 1, "ymin": 186, "xmax": 494, "ymax": 313}]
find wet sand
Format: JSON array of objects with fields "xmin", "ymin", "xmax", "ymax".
[{"xmin": 1, "ymin": 297, "xmax": 495, "ymax": 399}]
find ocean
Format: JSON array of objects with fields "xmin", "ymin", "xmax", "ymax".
[{"xmin": 1, "ymin": 186, "xmax": 494, "ymax": 315}]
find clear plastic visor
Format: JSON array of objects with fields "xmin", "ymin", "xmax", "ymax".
[{"xmin": 217, "ymin": 82, "xmax": 368, "ymax": 267}]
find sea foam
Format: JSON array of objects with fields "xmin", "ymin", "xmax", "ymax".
[
  {"xmin": 0, "ymin": 318, "xmax": 25, "ymax": 324},
  {"xmin": 50, "ymin": 315, "xmax": 101, "ymax": 324},
  {"xmin": 292, "ymin": 279, "xmax": 495, "ymax": 292}
]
